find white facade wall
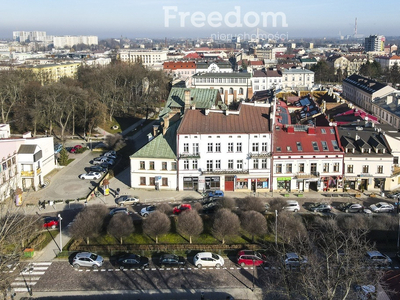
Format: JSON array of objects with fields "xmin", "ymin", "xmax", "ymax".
[
  {"xmin": 119, "ymin": 50, "xmax": 168, "ymax": 67},
  {"xmin": 53, "ymin": 36, "xmax": 98, "ymax": 48},
  {"xmin": 282, "ymin": 69, "xmax": 315, "ymax": 90}
]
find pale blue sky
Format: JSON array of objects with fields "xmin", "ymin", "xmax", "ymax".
[{"xmin": 1, "ymin": 0, "xmax": 398, "ymax": 40}]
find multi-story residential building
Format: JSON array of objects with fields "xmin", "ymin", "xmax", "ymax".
[
  {"xmin": 0, "ymin": 128, "xmax": 55, "ymax": 202},
  {"xmin": 342, "ymin": 74, "xmax": 397, "ymax": 113},
  {"xmin": 195, "ymin": 61, "xmax": 233, "ymax": 73},
  {"xmin": 272, "ymin": 124, "xmax": 344, "ymax": 193},
  {"xmin": 371, "ymin": 91, "xmax": 400, "ymax": 130},
  {"xmin": 177, "ymin": 103, "xmax": 272, "ymax": 192},
  {"xmin": 365, "ymin": 35, "xmax": 385, "ymax": 52},
  {"xmin": 281, "ymin": 68, "xmax": 314, "ymax": 90},
  {"xmin": 119, "ymin": 50, "xmax": 168, "ymax": 67},
  {"xmin": 338, "ymin": 126, "xmax": 392, "ymax": 192},
  {"xmin": 249, "ymin": 47, "xmax": 273, "ymax": 60},
  {"xmin": 13, "ymin": 31, "xmax": 47, "ymax": 42},
  {"xmin": 329, "ymin": 55, "xmax": 368, "ymax": 76},
  {"xmin": 163, "ymin": 61, "xmax": 196, "ymax": 80},
  {"xmin": 23, "ymin": 62, "xmax": 81, "ymax": 83},
  {"xmin": 252, "ymin": 69, "xmax": 283, "ymax": 92},
  {"xmin": 53, "ymin": 36, "xmax": 98, "ymax": 48},
  {"xmin": 191, "ymin": 72, "xmax": 253, "ymax": 104},
  {"xmin": 374, "ymin": 55, "xmax": 400, "ymax": 70}
]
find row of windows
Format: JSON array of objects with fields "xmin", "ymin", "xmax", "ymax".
[
  {"xmin": 219, "ymin": 87, "xmax": 244, "ymax": 95},
  {"xmin": 195, "ymin": 78, "xmax": 248, "ymax": 84},
  {"xmin": 276, "ymin": 140, "xmax": 339, "ymax": 152},
  {"xmin": 346, "ymin": 164, "xmax": 383, "ymax": 174},
  {"xmin": 139, "ymin": 161, "xmax": 176, "ymax": 171},
  {"xmin": 276, "ymin": 162, "xmax": 340, "ymax": 174},
  {"xmin": 139, "ymin": 177, "xmax": 168, "ymax": 186},
  {"xmin": 183, "ymin": 142, "xmax": 269, "ymax": 153},
  {"xmin": 182, "ymin": 159, "xmax": 269, "ymax": 171}
]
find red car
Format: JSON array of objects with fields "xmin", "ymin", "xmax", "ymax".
[
  {"xmin": 43, "ymin": 216, "xmax": 59, "ymax": 229},
  {"xmin": 237, "ymin": 250, "xmax": 267, "ymax": 267},
  {"xmin": 70, "ymin": 145, "xmax": 83, "ymax": 153},
  {"xmin": 173, "ymin": 204, "xmax": 192, "ymax": 214}
]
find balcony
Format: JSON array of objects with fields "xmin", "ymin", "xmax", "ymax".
[
  {"xmin": 179, "ymin": 153, "xmax": 200, "ymax": 159},
  {"xmin": 202, "ymin": 169, "xmax": 249, "ymax": 175},
  {"xmin": 249, "ymin": 152, "xmax": 271, "ymax": 158},
  {"xmin": 295, "ymin": 171, "xmax": 320, "ymax": 179},
  {"xmin": 21, "ymin": 171, "xmax": 34, "ymax": 177}
]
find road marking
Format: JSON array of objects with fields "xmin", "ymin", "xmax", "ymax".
[
  {"xmin": 31, "ymin": 267, "xmax": 49, "ymax": 271},
  {"xmin": 93, "ymin": 269, "xmax": 98, "ymax": 272},
  {"xmin": 108, "ymin": 269, "xmax": 113, "ymax": 271},
  {"xmin": 11, "ymin": 282, "xmax": 37, "ymax": 286},
  {"xmin": 230, "ymin": 267, "xmax": 234, "ymax": 270},
  {"xmin": 244, "ymin": 267, "xmax": 248, "ymax": 270},
  {"xmin": 15, "ymin": 277, "xmax": 41, "ymax": 281},
  {"xmin": 151, "ymin": 268, "xmax": 156, "ymax": 270},
  {"xmin": 32, "ymin": 262, "xmax": 52, "ymax": 266},
  {"xmin": 86, "ymin": 270, "xmax": 90, "ymax": 272},
  {"xmin": 78, "ymin": 270, "xmax": 83, "ymax": 272},
  {"xmin": 101, "ymin": 269, "xmax": 106, "ymax": 271},
  {"xmin": 21, "ymin": 271, "xmax": 45, "ymax": 276},
  {"xmin": 187, "ymin": 268, "xmax": 192, "ymax": 270},
  {"xmin": 14, "ymin": 288, "xmax": 31, "ymax": 293}
]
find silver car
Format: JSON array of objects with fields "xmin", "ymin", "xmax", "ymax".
[
  {"xmin": 283, "ymin": 252, "xmax": 308, "ymax": 268},
  {"xmin": 115, "ymin": 195, "xmax": 140, "ymax": 206},
  {"xmin": 72, "ymin": 252, "xmax": 104, "ymax": 269},
  {"xmin": 369, "ymin": 202, "xmax": 394, "ymax": 213}
]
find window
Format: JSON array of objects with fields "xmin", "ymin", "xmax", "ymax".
[
  {"xmin": 262, "ymin": 142, "xmax": 267, "ymax": 152},
  {"xmin": 171, "ymin": 162, "xmax": 177, "ymax": 170},
  {"xmin": 215, "ymin": 160, "xmax": 221, "ymax": 169},
  {"xmin": 321, "ymin": 128, "xmax": 326, "ymax": 134},
  {"xmin": 207, "ymin": 160, "xmax": 213, "ymax": 171},
  {"xmin": 215, "ymin": 143, "xmax": 221, "ymax": 152},
  {"xmin": 140, "ymin": 177, "xmax": 146, "ymax": 185},
  {"xmin": 323, "ymin": 163, "xmax": 329, "ymax": 172},
  {"xmin": 286, "ymin": 164, "xmax": 292, "ymax": 173},
  {"xmin": 299, "ymin": 163, "xmax": 304, "ymax": 173},
  {"xmin": 162, "ymin": 162, "xmax": 167, "ymax": 170},
  {"xmin": 237, "ymin": 142, "xmax": 242, "ymax": 152},
  {"xmin": 276, "ymin": 146, "xmax": 281, "ymax": 152},
  {"xmin": 321, "ymin": 141, "xmax": 329, "ymax": 151},
  {"xmin": 261, "ymin": 159, "xmax": 267, "ymax": 169},
  {"xmin": 149, "ymin": 161, "xmax": 155, "ymax": 170},
  {"xmin": 140, "ymin": 161, "xmax": 145, "ymax": 170},
  {"xmin": 362, "ymin": 165, "xmax": 369, "ymax": 173},
  {"xmin": 276, "ymin": 164, "xmax": 282, "ymax": 173},
  {"xmin": 347, "ymin": 164, "xmax": 353, "ymax": 173},
  {"xmin": 183, "ymin": 143, "xmax": 189, "ymax": 153},
  {"xmin": 193, "ymin": 143, "xmax": 199, "ymax": 155},
  {"xmin": 150, "ymin": 177, "xmax": 155, "ymax": 186},
  {"xmin": 253, "ymin": 159, "xmax": 259, "ymax": 169},
  {"xmin": 184, "ymin": 160, "xmax": 189, "ymax": 170},
  {"xmin": 287, "ymin": 146, "xmax": 292, "ymax": 152},
  {"xmin": 229, "ymin": 87, "xmax": 233, "ymax": 94},
  {"xmin": 162, "ymin": 178, "xmax": 168, "ymax": 186},
  {"xmin": 330, "ymin": 128, "xmax": 335, "ymax": 134},
  {"xmin": 239, "ymin": 87, "xmax": 243, "ymax": 94},
  {"xmin": 333, "ymin": 163, "xmax": 340, "ymax": 172},
  {"xmin": 331, "ymin": 140, "xmax": 339, "ymax": 150},
  {"xmin": 228, "ymin": 143, "xmax": 233, "ymax": 152},
  {"xmin": 252, "ymin": 143, "xmax": 259, "ymax": 152},
  {"xmin": 237, "ymin": 160, "xmax": 243, "ymax": 169},
  {"xmin": 228, "ymin": 159, "xmax": 233, "ymax": 169},
  {"xmin": 312, "ymin": 142, "xmax": 319, "ymax": 151},
  {"xmin": 296, "ymin": 142, "xmax": 303, "ymax": 151},
  {"xmin": 377, "ymin": 165, "xmax": 383, "ymax": 174},
  {"xmin": 208, "ymin": 143, "xmax": 213, "ymax": 152},
  {"xmin": 192, "ymin": 160, "xmax": 198, "ymax": 170},
  {"xmin": 310, "ymin": 163, "xmax": 317, "ymax": 173}
]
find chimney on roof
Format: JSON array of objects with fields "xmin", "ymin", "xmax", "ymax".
[
  {"xmin": 308, "ymin": 127, "xmax": 316, "ymax": 134},
  {"xmin": 205, "ymin": 109, "xmax": 210, "ymax": 116},
  {"xmin": 191, "ymin": 103, "xmax": 196, "ymax": 110},
  {"xmin": 184, "ymin": 89, "xmax": 191, "ymax": 110},
  {"xmin": 162, "ymin": 114, "xmax": 170, "ymax": 135},
  {"xmin": 287, "ymin": 126, "xmax": 294, "ymax": 133},
  {"xmin": 355, "ymin": 134, "xmax": 360, "ymax": 141}
]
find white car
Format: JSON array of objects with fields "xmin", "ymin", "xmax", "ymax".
[
  {"xmin": 140, "ymin": 205, "xmax": 156, "ymax": 217},
  {"xmin": 79, "ymin": 172, "xmax": 101, "ymax": 180},
  {"xmin": 193, "ymin": 252, "xmax": 224, "ymax": 269},
  {"xmin": 369, "ymin": 202, "xmax": 394, "ymax": 213},
  {"xmin": 103, "ymin": 152, "xmax": 117, "ymax": 159},
  {"xmin": 283, "ymin": 200, "xmax": 300, "ymax": 212}
]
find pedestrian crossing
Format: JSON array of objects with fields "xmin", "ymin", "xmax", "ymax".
[{"xmin": 11, "ymin": 262, "xmax": 52, "ymax": 293}]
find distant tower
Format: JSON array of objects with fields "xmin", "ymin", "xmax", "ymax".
[
  {"xmin": 165, "ymin": 37, "xmax": 167, "ymax": 48},
  {"xmin": 354, "ymin": 18, "xmax": 358, "ymax": 36}
]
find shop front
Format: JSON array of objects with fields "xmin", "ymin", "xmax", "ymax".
[
  {"xmin": 225, "ymin": 176, "xmax": 235, "ymax": 191},
  {"xmin": 236, "ymin": 178, "xmax": 249, "ymax": 190},
  {"xmin": 321, "ymin": 176, "xmax": 343, "ymax": 192},
  {"xmin": 205, "ymin": 176, "xmax": 220, "ymax": 190},
  {"xmin": 276, "ymin": 177, "xmax": 291, "ymax": 192},
  {"xmin": 344, "ymin": 177, "xmax": 357, "ymax": 190},
  {"xmin": 183, "ymin": 177, "xmax": 198, "ymax": 191}
]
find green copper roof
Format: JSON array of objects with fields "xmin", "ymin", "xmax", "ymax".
[{"xmin": 130, "ymin": 120, "xmax": 180, "ymax": 159}]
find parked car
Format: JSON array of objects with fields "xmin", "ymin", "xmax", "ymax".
[
  {"xmin": 355, "ymin": 285, "xmax": 377, "ymax": 300},
  {"xmin": 104, "ymin": 150, "xmax": 117, "ymax": 156},
  {"xmin": 112, "ymin": 253, "xmax": 149, "ymax": 270},
  {"xmin": 193, "ymin": 252, "xmax": 224, "ymax": 268},
  {"xmin": 87, "ymin": 165, "xmax": 107, "ymax": 173},
  {"xmin": 99, "ymin": 162, "xmax": 112, "ymax": 169},
  {"xmin": 309, "ymin": 203, "xmax": 332, "ymax": 213},
  {"xmin": 72, "ymin": 252, "xmax": 104, "ymax": 269},
  {"xmin": 341, "ymin": 203, "xmax": 364, "ymax": 213},
  {"xmin": 208, "ymin": 190, "xmax": 224, "ymax": 198},
  {"xmin": 388, "ymin": 192, "xmax": 400, "ymax": 199},
  {"xmin": 201, "ymin": 202, "xmax": 220, "ymax": 214},
  {"xmin": 283, "ymin": 200, "xmax": 300, "ymax": 212},
  {"xmin": 115, "ymin": 195, "xmax": 139, "ymax": 206},
  {"xmin": 173, "ymin": 204, "xmax": 192, "ymax": 214},
  {"xmin": 42, "ymin": 216, "xmax": 59, "ymax": 229},
  {"xmin": 365, "ymin": 251, "xmax": 392, "ymax": 266},
  {"xmin": 159, "ymin": 254, "xmax": 186, "ymax": 268},
  {"xmin": 102, "ymin": 152, "xmax": 117, "ymax": 159},
  {"xmin": 369, "ymin": 202, "xmax": 394, "ymax": 213},
  {"xmin": 109, "ymin": 207, "xmax": 130, "ymax": 216},
  {"xmin": 78, "ymin": 172, "xmax": 101, "ymax": 180},
  {"xmin": 140, "ymin": 205, "xmax": 156, "ymax": 217},
  {"xmin": 70, "ymin": 145, "xmax": 83, "ymax": 153},
  {"xmin": 237, "ymin": 250, "xmax": 267, "ymax": 267},
  {"xmin": 91, "ymin": 157, "xmax": 114, "ymax": 165},
  {"xmin": 283, "ymin": 252, "xmax": 308, "ymax": 268},
  {"xmin": 54, "ymin": 144, "xmax": 63, "ymax": 154}
]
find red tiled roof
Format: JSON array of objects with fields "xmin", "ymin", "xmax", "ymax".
[
  {"xmin": 184, "ymin": 53, "xmax": 202, "ymax": 59},
  {"xmin": 163, "ymin": 61, "xmax": 196, "ymax": 70},
  {"xmin": 249, "ymin": 60, "xmax": 263, "ymax": 65},
  {"xmin": 178, "ymin": 104, "xmax": 271, "ymax": 135}
]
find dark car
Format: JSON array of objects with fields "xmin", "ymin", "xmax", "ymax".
[
  {"xmin": 309, "ymin": 203, "xmax": 332, "ymax": 213},
  {"xmin": 340, "ymin": 203, "xmax": 364, "ymax": 213},
  {"xmin": 159, "ymin": 254, "xmax": 186, "ymax": 268},
  {"xmin": 201, "ymin": 202, "xmax": 220, "ymax": 214},
  {"xmin": 87, "ymin": 165, "xmax": 107, "ymax": 173},
  {"xmin": 113, "ymin": 253, "xmax": 149, "ymax": 270}
]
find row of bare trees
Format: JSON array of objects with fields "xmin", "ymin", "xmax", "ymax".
[{"xmin": 0, "ymin": 62, "xmax": 171, "ymax": 140}]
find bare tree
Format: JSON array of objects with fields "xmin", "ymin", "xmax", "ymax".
[
  {"xmin": 157, "ymin": 203, "xmax": 173, "ymax": 215},
  {"xmin": 212, "ymin": 208, "xmax": 240, "ymax": 244},
  {"xmin": 142, "ymin": 211, "xmax": 170, "ymax": 244},
  {"xmin": 240, "ymin": 210, "xmax": 267, "ymax": 242},
  {"xmin": 105, "ymin": 133, "xmax": 123, "ymax": 150},
  {"xmin": 192, "ymin": 202, "xmax": 203, "ymax": 212},
  {"xmin": 69, "ymin": 204, "xmax": 109, "ymax": 244},
  {"xmin": 237, "ymin": 197, "xmax": 265, "ymax": 213},
  {"xmin": 219, "ymin": 197, "xmax": 236, "ymax": 210},
  {"xmin": 107, "ymin": 213, "xmax": 134, "ymax": 244},
  {"xmin": 268, "ymin": 198, "xmax": 287, "ymax": 212},
  {"xmin": 177, "ymin": 210, "xmax": 203, "ymax": 244}
]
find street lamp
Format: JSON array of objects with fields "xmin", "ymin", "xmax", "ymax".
[
  {"xmin": 252, "ymin": 258, "xmax": 255, "ymax": 291},
  {"xmin": 275, "ymin": 210, "xmax": 278, "ymax": 246},
  {"xmin": 58, "ymin": 214, "xmax": 62, "ymax": 253}
]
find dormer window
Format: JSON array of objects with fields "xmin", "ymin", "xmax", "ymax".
[
  {"xmin": 276, "ymin": 147, "xmax": 281, "ymax": 152},
  {"xmin": 312, "ymin": 142, "xmax": 319, "ymax": 151}
]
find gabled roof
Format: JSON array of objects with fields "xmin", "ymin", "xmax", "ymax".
[
  {"xmin": 343, "ymin": 74, "xmax": 388, "ymax": 94},
  {"xmin": 130, "ymin": 120, "xmax": 180, "ymax": 159}
]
